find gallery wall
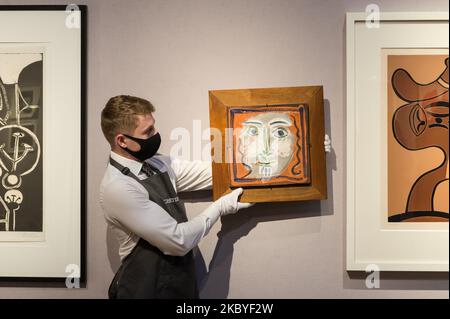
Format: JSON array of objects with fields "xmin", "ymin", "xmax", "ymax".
[{"xmin": 0, "ymin": 0, "xmax": 448, "ymax": 298}]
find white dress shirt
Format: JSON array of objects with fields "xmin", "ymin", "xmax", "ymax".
[{"xmin": 99, "ymin": 151, "xmax": 218, "ymax": 260}]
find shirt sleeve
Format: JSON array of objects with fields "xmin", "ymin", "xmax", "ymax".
[
  {"xmin": 171, "ymin": 158, "xmax": 213, "ymax": 192},
  {"xmin": 154, "ymin": 154, "xmax": 213, "ymax": 192},
  {"xmin": 102, "ymin": 178, "xmax": 219, "ymax": 257}
]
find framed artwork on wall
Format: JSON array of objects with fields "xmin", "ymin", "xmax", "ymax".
[
  {"xmin": 0, "ymin": 5, "xmax": 86, "ymax": 282},
  {"xmin": 209, "ymin": 86, "xmax": 327, "ymax": 203},
  {"xmin": 346, "ymin": 12, "xmax": 449, "ymax": 272}
]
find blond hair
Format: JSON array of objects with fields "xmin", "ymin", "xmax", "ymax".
[{"xmin": 101, "ymin": 95, "xmax": 155, "ymax": 145}]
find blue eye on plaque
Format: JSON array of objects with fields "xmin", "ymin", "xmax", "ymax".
[
  {"xmin": 272, "ymin": 127, "xmax": 288, "ymax": 138},
  {"xmin": 247, "ymin": 126, "xmax": 258, "ymax": 136}
]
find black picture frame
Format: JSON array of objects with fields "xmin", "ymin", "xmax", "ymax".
[{"xmin": 0, "ymin": 5, "xmax": 87, "ymax": 286}]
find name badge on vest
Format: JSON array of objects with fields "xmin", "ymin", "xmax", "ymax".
[{"xmin": 164, "ymin": 196, "xmax": 179, "ymax": 204}]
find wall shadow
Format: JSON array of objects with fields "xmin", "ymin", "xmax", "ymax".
[
  {"xmin": 195, "ymin": 200, "xmax": 325, "ymax": 298},
  {"xmin": 322, "ymin": 98, "xmax": 337, "ymax": 216},
  {"xmin": 345, "ymin": 271, "xmax": 449, "ymax": 291}
]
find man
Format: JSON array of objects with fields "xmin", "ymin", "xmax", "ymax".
[{"xmin": 100, "ymin": 95, "xmax": 331, "ymax": 299}]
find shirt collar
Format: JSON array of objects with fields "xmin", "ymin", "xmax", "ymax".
[{"xmin": 110, "ymin": 151, "xmax": 143, "ymax": 176}]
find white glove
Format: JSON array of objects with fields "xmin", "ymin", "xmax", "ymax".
[
  {"xmin": 324, "ymin": 134, "xmax": 331, "ymax": 153},
  {"xmin": 213, "ymin": 188, "xmax": 254, "ymax": 216}
]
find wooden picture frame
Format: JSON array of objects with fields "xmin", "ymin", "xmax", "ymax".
[{"xmin": 209, "ymin": 86, "xmax": 327, "ymax": 203}]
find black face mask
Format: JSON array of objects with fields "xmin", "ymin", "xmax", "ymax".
[{"xmin": 120, "ymin": 132, "xmax": 161, "ymax": 161}]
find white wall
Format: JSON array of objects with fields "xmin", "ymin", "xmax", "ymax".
[{"xmin": 0, "ymin": 0, "xmax": 448, "ymax": 298}]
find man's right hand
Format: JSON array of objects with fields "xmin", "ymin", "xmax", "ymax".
[{"xmin": 214, "ymin": 188, "xmax": 254, "ymax": 216}]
